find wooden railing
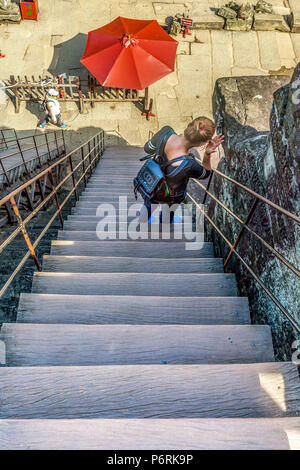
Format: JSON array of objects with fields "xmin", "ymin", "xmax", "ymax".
[{"xmin": 5, "ymin": 75, "xmax": 153, "ymax": 117}]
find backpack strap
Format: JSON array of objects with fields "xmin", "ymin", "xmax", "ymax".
[
  {"xmin": 139, "ymin": 154, "xmax": 154, "ymax": 162},
  {"xmin": 162, "ymin": 155, "xmax": 189, "ymax": 171}
]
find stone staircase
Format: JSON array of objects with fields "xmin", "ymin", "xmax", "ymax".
[{"xmin": 0, "ymin": 146, "xmax": 299, "ymax": 450}]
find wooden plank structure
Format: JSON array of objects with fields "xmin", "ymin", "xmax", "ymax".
[
  {"xmin": 5, "ymin": 75, "xmax": 153, "ymax": 118},
  {"xmin": 0, "ymin": 145, "xmax": 299, "ymax": 449}
]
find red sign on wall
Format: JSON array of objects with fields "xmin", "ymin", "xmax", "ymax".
[{"xmin": 180, "ymin": 18, "xmax": 193, "ymax": 27}]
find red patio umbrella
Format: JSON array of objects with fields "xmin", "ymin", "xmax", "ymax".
[{"xmin": 81, "ymin": 17, "xmax": 178, "ymax": 90}]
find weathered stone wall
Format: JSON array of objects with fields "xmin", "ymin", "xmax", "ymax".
[{"xmin": 200, "ymin": 66, "xmax": 299, "ymax": 360}]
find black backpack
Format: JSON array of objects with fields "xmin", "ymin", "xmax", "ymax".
[{"xmin": 133, "ymin": 155, "xmax": 187, "ymax": 204}]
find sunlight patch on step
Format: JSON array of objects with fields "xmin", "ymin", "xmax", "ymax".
[
  {"xmin": 285, "ymin": 426, "xmax": 300, "ymax": 450},
  {"xmin": 259, "ymin": 372, "xmax": 286, "ymax": 412}
]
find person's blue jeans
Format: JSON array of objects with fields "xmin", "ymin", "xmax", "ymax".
[
  {"xmin": 41, "ymin": 113, "xmax": 63, "ymax": 127},
  {"xmin": 144, "ymin": 201, "xmax": 175, "ymax": 223}
]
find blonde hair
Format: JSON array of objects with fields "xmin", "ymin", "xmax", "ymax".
[{"xmin": 184, "ymin": 117, "xmax": 215, "ymax": 145}]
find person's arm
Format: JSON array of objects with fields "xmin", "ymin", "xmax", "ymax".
[
  {"xmin": 188, "ymin": 158, "xmax": 211, "ymax": 180},
  {"xmin": 202, "ymin": 150, "xmax": 212, "ymax": 171},
  {"xmin": 201, "ymin": 134, "xmax": 225, "ymax": 171}
]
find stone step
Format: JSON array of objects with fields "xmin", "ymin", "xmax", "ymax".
[
  {"xmin": 86, "ymin": 179, "xmax": 135, "ymax": 184},
  {"xmin": 0, "ymin": 323, "xmax": 274, "ymax": 366},
  {"xmin": 67, "ymin": 215, "xmax": 194, "ymax": 221},
  {"xmin": 67, "ymin": 217, "xmax": 196, "ymax": 225},
  {"xmin": 86, "ymin": 185, "xmax": 134, "ymax": 190},
  {"xmin": 81, "ymin": 190, "xmax": 135, "ymax": 196},
  {"xmin": 79, "ymin": 195, "xmax": 136, "ymax": 201},
  {"xmin": 87, "ymin": 178, "xmax": 134, "ymax": 182},
  {"xmin": 31, "ymin": 272, "xmax": 237, "ymax": 296},
  {"xmin": 88, "ymin": 176, "xmax": 134, "ymax": 182},
  {"xmin": 50, "ymin": 240, "xmax": 215, "ymax": 258},
  {"xmin": 42, "ymin": 256, "xmax": 222, "ymax": 273},
  {"xmin": 94, "ymin": 168, "xmax": 140, "ymax": 172},
  {"xmin": 0, "ymin": 363, "xmax": 299, "ymax": 418},
  {"xmin": 90, "ymin": 170, "xmax": 136, "ymax": 174},
  {"xmin": 17, "ymin": 293, "xmax": 250, "ymax": 325},
  {"xmin": 71, "ymin": 206, "xmax": 189, "ymax": 216},
  {"xmin": 89, "ymin": 180, "xmax": 135, "ymax": 184},
  {"xmin": 74, "ymin": 200, "xmax": 138, "ymax": 207},
  {"xmin": 95, "ymin": 163, "xmax": 140, "ymax": 167},
  {"xmin": 1, "ymin": 417, "xmax": 299, "ymax": 450},
  {"xmin": 71, "ymin": 207, "xmax": 144, "ymax": 215},
  {"xmin": 57, "ymin": 230, "xmax": 204, "ymax": 242}
]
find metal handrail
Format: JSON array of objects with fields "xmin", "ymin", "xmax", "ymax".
[
  {"xmin": 0, "ymin": 133, "xmax": 63, "ymax": 161},
  {"xmin": 0, "ymin": 130, "xmax": 65, "ymax": 188},
  {"xmin": 195, "ymin": 158, "xmax": 300, "ymax": 224},
  {"xmin": 192, "ymin": 178, "xmax": 300, "ymax": 279},
  {"xmin": 0, "ymin": 128, "xmax": 17, "ymax": 149},
  {"xmin": 0, "ymin": 129, "xmax": 61, "ymax": 147},
  {"xmin": 187, "ymin": 165, "xmax": 300, "ymax": 333},
  {"xmin": 0, "ymin": 130, "xmax": 105, "ymax": 299}
]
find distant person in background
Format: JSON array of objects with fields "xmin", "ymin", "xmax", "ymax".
[{"xmin": 39, "ymin": 89, "xmax": 66, "ymax": 129}]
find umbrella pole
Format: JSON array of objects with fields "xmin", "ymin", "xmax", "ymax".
[
  {"xmin": 144, "ymin": 87, "xmax": 149, "ymax": 110},
  {"xmin": 142, "ymin": 88, "xmax": 155, "ymax": 121}
]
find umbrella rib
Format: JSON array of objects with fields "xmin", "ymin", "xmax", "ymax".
[
  {"xmin": 101, "ymin": 49, "xmax": 140, "ymax": 88},
  {"xmin": 130, "ymin": 48, "xmax": 143, "ymax": 89},
  {"xmin": 82, "ymin": 41, "xmax": 120, "ymax": 61},
  {"xmin": 119, "ymin": 16, "xmax": 129, "ymax": 34},
  {"xmin": 138, "ymin": 41, "xmax": 175, "ymax": 70},
  {"xmin": 134, "ymin": 20, "xmax": 160, "ymax": 38}
]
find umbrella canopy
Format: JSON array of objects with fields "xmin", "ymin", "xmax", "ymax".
[{"xmin": 81, "ymin": 17, "xmax": 178, "ymax": 90}]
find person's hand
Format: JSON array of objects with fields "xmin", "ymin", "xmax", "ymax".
[
  {"xmin": 53, "ymin": 121, "xmax": 57, "ymax": 125},
  {"xmin": 205, "ymin": 134, "xmax": 224, "ymax": 154}
]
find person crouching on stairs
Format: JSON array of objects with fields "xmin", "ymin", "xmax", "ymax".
[
  {"xmin": 39, "ymin": 89, "xmax": 67, "ymax": 129},
  {"xmin": 141, "ymin": 116, "xmax": 224, "ymax": 222}
]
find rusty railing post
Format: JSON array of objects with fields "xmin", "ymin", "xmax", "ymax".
[
  {"xmin": 97, "ymin": 133, "xmax": 100, "ymax": 162},
  {"xmin": 17, "ymin": 139, "xmax": 30, "ymax": 176},
  {"xmin": 33, "ymin": 135, "xmax": 42, "ymax": 167},
  {"xmin": 0, "ymin": 157, "xmax": 11, "ymax": 186},
  {"xmin": 68, "ymin": 152, "xmax": 78, "ymax": 201},
  {"xmin": 48, "ymin": 170, "xmax": 64, "ymax": 228},
  {"xmin": 44, "ymin": 132, "xmax": 51, "ymax": 164},
  {"xmin": 224, "ymin": 197, "xmax": 259, "ymax": 268},
  {"xmin": 54, "ymin": 130, "xmax": 59, "ymax": 155},
  {"xmin": 9, "ymin": 196, "xmax": 41, "ymax": 270},
  {"xmin": 93, "ymin": 136, "xmax": 97, "ymax": 170},
  {"xmin": 202, "ymin": 170, "xmax": 213, "ymax": 205},
  {"xmin": 88, "ymin": 141, "xmax": 92, "ymax": 175},
  {"xmin": 61, "ymin": 129, "xmax": 67, "ymax": 155},
  {"xmin": 81, "ymin": 145, "xmax": 87, "ymax": 187}
]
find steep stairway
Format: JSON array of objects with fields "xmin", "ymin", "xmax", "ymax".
[{"xmin": 0, "ymin": 146, "xmax": 299, "ymax": 450}]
